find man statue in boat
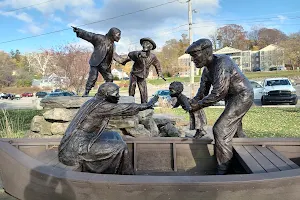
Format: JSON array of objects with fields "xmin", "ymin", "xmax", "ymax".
[
  {"xmin": 185, "ymin": 39, "xmax": 254, "ymax": 175},
  {"xmin": 58, "ymin": 82, "xmax": 159, "ymax": 175}
]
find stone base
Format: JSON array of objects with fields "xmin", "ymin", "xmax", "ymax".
[{"xmin": 30, "ymin": 96, "xmax": 184, "ymax": 138}]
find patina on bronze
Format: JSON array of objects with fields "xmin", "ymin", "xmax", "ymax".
[
  {"xmin": 58, "ymin": 82, "xmax": 159, "ymax": 175},
  {"xmin": 185, "ymin": 39, "xmax": 254, "ymax": 175},
  {"xmin": 125, "ymin": 37, "xmax": 165, "ymax": 103},
  {"xmin": 169, "ymin": 81, "xmax": 207, "ymax": 138},
  {"xmin": 72, "ymin": 26, "xmax": 129, "ymax": 96}
]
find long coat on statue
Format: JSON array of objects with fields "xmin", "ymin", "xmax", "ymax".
[{"xmin": 58, "ymin": 96, "xmax": 143, "ymax": 175}]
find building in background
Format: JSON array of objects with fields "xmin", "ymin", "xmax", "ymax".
[
  {"xmin": 111, "ymin": 68, "xmax": 129, "ymax": 80},
  {"xmin": 213, "ymin": 44, "xmax": 284, "ymax": 71},
  {"xmin": 32, "ymin": 73, "xmax": 69, "ymax": 88},
  {"xmin": 178, "ymin": 44, "xmax": 284, "ymax": 72},
  {"xmin": 178, "ymin": 54, "xmax": 190, "ymax": 67},
  {"xmin": 177, "ymin": 54, "xmax": 198, "ymax": 77},
  {"xmin": 259, "ymin": 44, "xmax": 285, "ymax": 71}
]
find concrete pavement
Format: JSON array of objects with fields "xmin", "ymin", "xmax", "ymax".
[{"xmin": 0, "ymin": 83, "xmax": 299, "ymax": 110}]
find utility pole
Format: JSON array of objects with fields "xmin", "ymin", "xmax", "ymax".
[{"xmin": 188, "ymin": 0, "xmax": 194, "ymax": 98}]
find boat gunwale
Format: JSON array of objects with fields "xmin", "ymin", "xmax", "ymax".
[{"xmin": 1, "ymin": 138, "xmax": 300, "ymax": 185}]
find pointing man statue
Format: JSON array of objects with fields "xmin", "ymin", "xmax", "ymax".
[
  {"xmin": 72, "ymin": 26, "xmax": 129, "ymax": 96},
  {"xmin": 186, "ymin": 38, "xmax": 254, "ymax": 175}
]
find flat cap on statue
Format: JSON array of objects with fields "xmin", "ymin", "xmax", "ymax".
[
  {"xmin": 140, "ymin": 37, "xmax": 156, "ymax": 50},
  {"xmin": 185, "ymin": 38, "xmax": 212, "ymax": 54}
]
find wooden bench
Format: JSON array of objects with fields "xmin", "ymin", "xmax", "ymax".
[{"xmin": 233, "ymin": 145, "xmax": 299, "ymax": 174}]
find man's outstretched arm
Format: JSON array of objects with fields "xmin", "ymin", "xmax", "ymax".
[{"xmin": 72, "ymin": 26, "xmax": 96, "ymax": 43}]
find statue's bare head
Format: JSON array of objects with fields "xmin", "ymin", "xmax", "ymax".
[
  {"xmin": 169, "ymin": 81, "xmax": 184, "ymax": 97},
  {"xmin": 185, "ymin": 39, "xmax": 213, "ymax": 69},
  {"xmin": 107, "ymin": 27, "xmax": 121, "ymax": 42},
  {"xmin": 97, "ymin": 82, "xmax": 120, "ymax": 103}
]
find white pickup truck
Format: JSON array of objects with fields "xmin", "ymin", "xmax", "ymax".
[{"xmin": 251, "ymin": 77, "xmax": 298, "ymax": 105}]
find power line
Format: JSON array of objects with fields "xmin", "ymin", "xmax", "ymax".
[
  {"xmin": 128, "ymin": 23, "xmax": 188, "ymax": 45},
  {"xmin": 155, "ymin": 23, "xmax": 188, "ymax": 33},
  {"xmin": 0, "ymin": 0, "xmax": 178, "ymax": 45},
  {"xmin": 0, "ymin": 0, "xmax": 57, "ymax": 14},
  {"xmin": 195, "ymin": 15, "xmax": 300, "ymax": 25},
  {"xmin": 128, "ymin": 29, "xmax": 188, "ymax": 47},
  {"xmin": 192, "ymin": 23, "xmax": 300, "ymax": 29}
]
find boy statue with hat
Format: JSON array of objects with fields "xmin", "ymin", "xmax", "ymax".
[{"xmin": 123, "ymin": 37, "xmax": 165, "ymax": 103}]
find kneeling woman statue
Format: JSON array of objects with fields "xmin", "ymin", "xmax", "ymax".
[{"xmin": 58, "ymin": 82, "xmax": 158, "ymax": 175}]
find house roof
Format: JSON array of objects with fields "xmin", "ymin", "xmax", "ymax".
[
  {"xmin": 214, "ymin": 46, "xmax": 242, "ymax": 54},
  {"xmin": 260, "ymin": 44, "xmax": 283, "ymax": 51}
]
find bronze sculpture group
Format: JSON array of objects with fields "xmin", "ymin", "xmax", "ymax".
[{"xmin": 58, "ymin": 27, "xmax": 254, "ymax": 175}]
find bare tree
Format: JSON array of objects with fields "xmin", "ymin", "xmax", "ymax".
[
  {"xmin": 25, "ymin": 50, "xmax": 54, "ymax": 77},
  {"xmin": 52, "ymin": 44, "xmax": 91, "ymax": 93},
  {"xmin": 217, "ymin": 24, "xmax": 248, "ymax": 50},
  {"xmin": 247, "ymin": 25, "xmax": 262, "ymax": 49},
  {"xmin": 258, "ymin": 28, "xmax": 287, "ymax": 48},
  {"xmin": 280, "ymin": 32, "xmax": 300, "ymax": 70},
  {"xmin": 209, "ymin": 30, "xmax": 219, "ymax": 51}
]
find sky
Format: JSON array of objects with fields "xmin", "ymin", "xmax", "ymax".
[{"xmin": 0, "ymin": 0, "xmax": 300, "ymax": 54}]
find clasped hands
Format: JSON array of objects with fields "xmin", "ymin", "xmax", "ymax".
[{"xmin": 189, "ymin": 98, "xmax": 203, "ymax": 112}]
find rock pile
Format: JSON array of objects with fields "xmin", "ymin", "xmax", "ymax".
[{"xmin": 27, "ymin": 96, "xmax": 183, "ymax": 138}]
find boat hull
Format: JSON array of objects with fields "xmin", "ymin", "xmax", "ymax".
[{"xmin": 1, "ymin": 138, "xmax": 300, "ymax": 200}]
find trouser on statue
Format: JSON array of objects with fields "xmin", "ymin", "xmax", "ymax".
[
  {"xmin": 129, "ymin": 73, "xmax": 148, "ymax": 103},
  {"xmin": 84, "ymin": 65, "xmax": 113, "ymax": 96},
  {"xmin": 190, "ymin": 109, "xmax": 208, "ymax": 138},
  {"xmin": 213, "ymin": 91, "xmax": 253, "ymax": 175}
]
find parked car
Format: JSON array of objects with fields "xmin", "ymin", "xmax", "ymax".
[
  {"xmin": 253, "ymin": 67, "xmax": 261, "ymax": 72},
  {"xmin": 36, "ymin": 91, "xmax": 48, "ymax": 98},
  {"xmin": 53, "ymin": 89, "xmax": 64, "ymax": 93},
  {"xmin": 0, "ymin": 93, "xmax": 6, "ymax": 99},
  {"xmin": 260, "ymin": 78, "xmax": 298, "ymax": 105},
  {"xmin": 152, "ymin": 89, "xmax": 172, "ymax": 106},
  {"xmin": 153, "ymin": 90, "xmax": 171, "ymax": 99},
  {"xmin": 22, "ymin": 92, "xmax": 33, "ymax": 97},
  {"xmin": 45, "ymin": 91, "xmax": 75, "ymax": 98},
  {"xmin": 14, "ymin": 94, "xmax": 21, "ymax": 100},
  {"xmin": 278, "ymin": 66, "xmax": 287, "ymax": 71},
  {"xmin": 250, "ymin": 80, "xmax": 264, "ymax": 100},
  {"xmin": 0, "ymin": 93, "xmax": 15, "ymax": 100},
  {"xmin": 269, "ymin": 67, "xmax": 277, "ymax": 71}
]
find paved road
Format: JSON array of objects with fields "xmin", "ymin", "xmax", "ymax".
[
  {"xmin": 0, "ymin": 97, "xmax": 37, "ymax": 110},
  {"xmin": 1, "ymin": 84, "xmax": 299, "ymax": 110}
]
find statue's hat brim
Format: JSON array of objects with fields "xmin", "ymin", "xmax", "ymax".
[{"xmin": 140, "ymin": 38, "xmax": 156, "ymax": 50}]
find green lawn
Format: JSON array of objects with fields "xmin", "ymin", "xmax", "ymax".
[
  {"xmin": 155, "ymin": 107, "xmax": 300, "ymax": 138},
  {"xmin": 1, "ymin": 107, "xmax": 299, "ymax": 138},
  {"xmin": 148, "ymin": 70, "xmax": 300, "ymax": 85},
  {"xmin": 245, "ymin": 70, "xmax": 300, "ymax": 80}
]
